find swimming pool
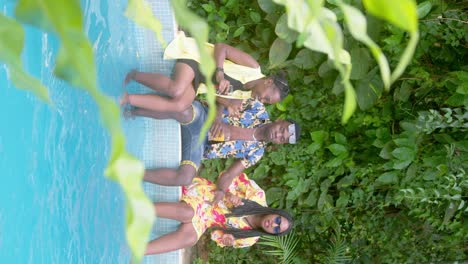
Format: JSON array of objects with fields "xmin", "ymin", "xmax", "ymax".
[{"xmin": 0, "ymin": 0, "xmax": 177, "ymax": 262}]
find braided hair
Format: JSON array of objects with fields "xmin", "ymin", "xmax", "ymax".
[
  {"xmin": 271, "ymin": 71, "xmax": 290, "ymax": 100},
  {"xmin": 216, "ymin": 199, "xmax": 294, "ymax": 239}
]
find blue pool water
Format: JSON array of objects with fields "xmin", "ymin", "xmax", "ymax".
[{"xmin": 0, "ymin": 0, "xmax": 151, "ymax": 262}]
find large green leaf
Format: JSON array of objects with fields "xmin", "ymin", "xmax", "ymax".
[
  {"xmin": 327, "ymin": 143, "xmax": 348, "ymax": 156},
  {"xmin": 321, "ymin": 16, "xmax": 355, "ymax": 124},
  {"xmin": 417, "ymin": 1, "xmax": 433, "ymax": 19},
  {"xmin": 375, "ymin": 171, "xmax": 399, "ymax": 186},
  {"xmin": 362, "ymin": 0, "xmax": 419, "ymax": 84},
  {"xmin": 275, "ymin": 14, "xmax": 299, "ymax": 43},
  {"xmin": 302, "ymin": 14, "xmax": 350, "ymax": 64},
  {"xmin": 273, "ymin": 0, "xmax": 349, "ymax": 64},
  {"xmin": 273, "ymin": 0, "xmax": 322, "ymax": 32},
  {"xmin": 311, "ymin": 130, "xmax": 328, "ymax": 144},
  {"xmin": 392, "ymin": 147, "xmax": 416, "ymax": 161},
  {"xmin": 272, "ymin": 0, "xmax": 359, "ymax": 123},
  {"xmin": 390, "ymin": 31, "xmax": 419, "ymax": 84},
  {"xmin": 269, "ymin": 37, "xmax": 292, "ymax": 69},
  {"xmin": 0, "ymin": 14, "xmax": 49, "ymax": 102},
  {"xmin": 15, "ymin": 1, "xmax": 153, "ymax": 261},
  {"xmin": 355, "ymin": 71, "xmax": 383, "ymax": 110},
  {"xmin": 363, "ymin": 0, "xmax": 418, "ymax": 33},
  {"xmin": 336, "ymin": 192, "xmax": 349, "ymax": 207},
  {"xmin": 350, "ymin": 47, "xmax": 371, "ymax": 80},
  {"xmin": 125, "ymin": 0, "xmax": 166, "ymax": 46},
  {"xmin": 318, "ymin": 60, "xmax": 335, "ymax": 79},
  {"xmin": 293, "ymin": 48, "xmax": 323, "ymax": 69},
  {"xmin": 258, "ymin": 0, "xmax": 278, "ymax": 14},
  {"xmin": 339, "ymin": 2, "xmax": 391, "ymax": 89}
]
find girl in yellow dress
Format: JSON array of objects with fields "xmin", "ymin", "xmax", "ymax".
[
  {"xmin": 121, "ymin": 32, "xmax": 290, "ymax": 115},
  {"xmin": 144, "ymin": 173, "xmax": 293, "ymax": 255}
]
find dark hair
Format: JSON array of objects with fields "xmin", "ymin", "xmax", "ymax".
[
  {"xmin": 216, "ymin": 199, "xmax": 294, "ymax": 239},
  {"xmin": 271, "ymin": 71, "xmax": 290, "ymax": 100},
  {"xmin": 286, "ymin": 118, "xmax": 301, "ymax": 143}
]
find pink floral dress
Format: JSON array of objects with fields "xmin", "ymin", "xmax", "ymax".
[{"xmin": 181, "ymin": 173, "xmax": 266, "ymax": 248}]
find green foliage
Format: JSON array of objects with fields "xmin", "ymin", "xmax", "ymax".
[
  {"xmin": 197, "ymin": 241, "xmax": 277, "ymax": 264},
  {"xmin": 416, "ymin": 107, "xmax": 468, "ymax": 134},
  {"xmin": 189, "ymin": 0, "xmax": 468, "ymax": 262},
  {"xmin": 323, "ymin": 226, "xmax": 351, "ymax": 264},
  {"xmin": 270, "ymin": 0, "xmax": 421, "ymax": 123},
  {"xmin": 257, "ymin": 231, "xmax": 300, "ymax": 264}
]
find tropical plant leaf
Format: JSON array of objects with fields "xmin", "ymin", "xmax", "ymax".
[
  {"xmin": 271, "ymin": 0, "xmax": 361, "ymax": 123},
  {"xmin": 390, "ymin": 31, "xmax": 419, "ymax": 84},
  {"xmin": 0, "ymin": 13, "xmax": 49, "ymax": 102},
  {"xmin": 363, "ymin": 0, "xmax": 419, "ymax": 84},
  {"xmin": 275, "ymin": 14, "xmax": 298, "ymax": 43},
  {"xmin": 363, "ymin": 0, "xmax": 418, "ymax": 33},
  {"xmin": 375, "ymin": 171, "xmax": 399, "ymax": 186},
  {"xmin": 269, "ymin": 38, "xmax": 292, "ymax": 69},
  {"xmin": 258, "ymin": 0, "xmax": 278, "ymax": 14},
  {"xmin": 417, "ymin": 1, "xmax": 433, "ymax": 19},
  {"xmin": 258, "ymin": 231, "xmax": 300, "ymax": 264},
  {"xmin": 339, "ymin": 2, "xmax": 391, "ymax": 89},
  {"xmin": 324, "ymin": 225, "xmax": 352, "ymax": 264}
]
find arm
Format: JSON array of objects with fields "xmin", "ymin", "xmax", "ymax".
[
  {"xmin": 216, "ymin": 97, "xmax": 244, "ymax": 117},
  {"xmin": 212, "ymin": 160, "xmax": 246, "ymax": 203},
  {"xmin": 214, "ymin": 43, "xmax": 260, "ymax": 94},
  {"xmin": 225, "ymin": 192, "xmax": 244, "ymax": 207},
  {"xmin": 211, "ymin": 231, "xmax": 259, "ymax": 248},
  {"xmin": 208, "ymin": 101, "xmax": 227, "ymax": 139},
  {"xmin": 214, "ymin": 43, "xmax": 260, "ymax": 69},
  {"xmin": 229, "ymin": 173, "xmax": 267, "ymax": 206}
]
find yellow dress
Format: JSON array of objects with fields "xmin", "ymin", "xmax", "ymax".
[
  {"xmin": 181, "ymin": 173, "xmax": 267, "ymax": 248},
  {"xmin": 163, "ymin": 31, "xmax": 265, "ymax": 100}
]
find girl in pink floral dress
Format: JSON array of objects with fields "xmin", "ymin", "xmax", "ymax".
[{"xmin": 144, "ymin": 173, "xmax": 293, "ymax": 255}]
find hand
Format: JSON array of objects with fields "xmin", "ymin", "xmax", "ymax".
[
  {"xmin": 123, "ymin": 107, "xmax": 135, "ymax": 120},
  {"xmin": 226, "ymin": 99, "xmax": 243, "ymax": 117},
  {"xmin": 209, "ymin": 121, "xmax": 230, "ymax": 141},
  {"xmin": 221, "ymin": 234, "xmax": 235, "ymax": 246},
  {"xmin": 226, "ymin": 193, "xmax": 244, "ymax": 207},
  {"xmin": 213, "ymin": 176, "xmax": 231, "ymax": 204},
  {"xmin": 212, "ymin": 189, "xmax": 226, "ymax": 205},
  {"xmin": 216, "ymin": 79, "xmax": 231, "ymax": 95}
]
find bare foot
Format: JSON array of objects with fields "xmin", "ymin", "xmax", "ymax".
[
  {"xmin": 123, "ymin": 69, "xmax": 137, "ymax": 87},
  {"xmin": 123, "ymin": 107, "xmax": 135, "ymax": 120},
  {"xmin": 120, "ymin": 92, "xmax": 130, "ymax": 106}
]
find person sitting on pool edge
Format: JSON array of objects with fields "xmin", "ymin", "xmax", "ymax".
[
  {"xmin": 144, "ymin": 172, "xmax": 293, "ymax": 255},
  {"xmin": 121, "ymin": 31, "xmax": 290, "ymax": 114},
  {"xmin": 127, "ymin": 96, "xmax": 301, "ymax": 203}
]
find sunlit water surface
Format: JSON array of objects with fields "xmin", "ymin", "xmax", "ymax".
[{"xmin": 0, "ymin": 0, "xmax": 145, "ymax": 262}]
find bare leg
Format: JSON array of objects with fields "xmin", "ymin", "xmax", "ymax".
[
  {"xmin": 123, "ymin": 70, "xmax": 171, "ymax": 92},
  {"xmin": 129, "ymin": 106, "xmax": 193, "ymax": 124},
  {"xmin": 144, "ymin": 164, "xmax": 196, "ymax": 186},
  {"xmin": 145, "ymin": 223, "xmax": 198, "ymax": 255},
  {"xmin": 126, "ymin": 85, "xmax": 196, "ymax": 113},
  {"xmin": 124, "ymin": 63, "xmax": 195, "ymax": 97},
  {"xmin": 154, "ymin": 202, "xmax": 194, "ymax": 223}
]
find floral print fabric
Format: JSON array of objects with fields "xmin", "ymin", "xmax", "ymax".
[
  {"xmin": 203, "ymin": 98, "xmax": 270, "ymax": 168},
  {"xmin": 181, "ymin": 173, "xmax": 266, "ymax": 248}
]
